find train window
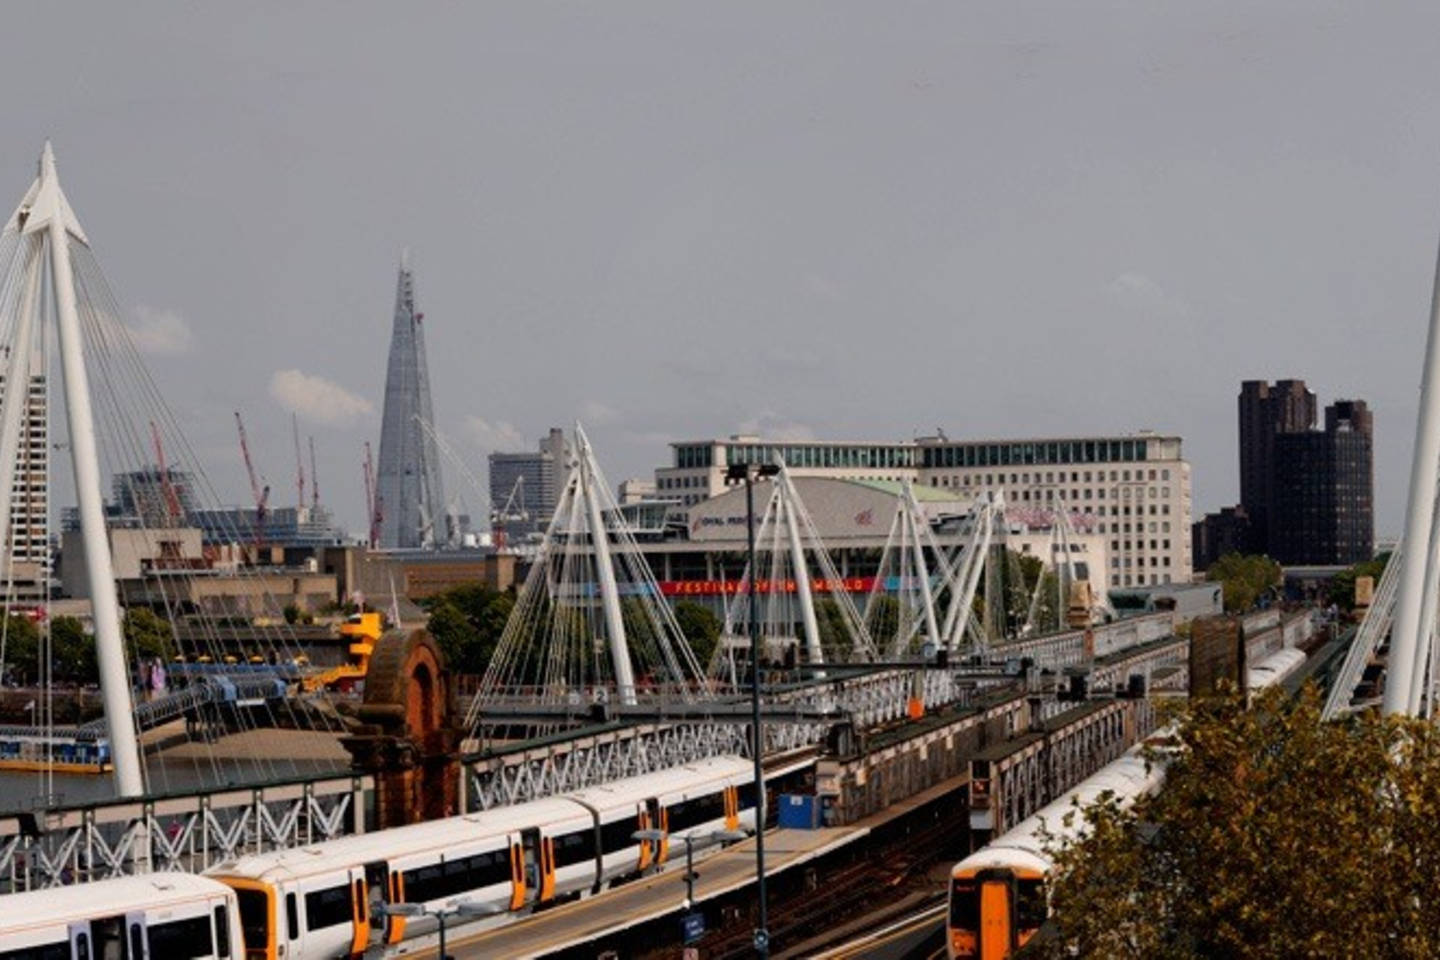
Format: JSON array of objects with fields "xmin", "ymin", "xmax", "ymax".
[
  {"xmin": 599, "ymin": 815, "xmax": 640, "ymax": 852},
  {"xmin": 128, "ymin": 923, "xmax": 144, "ymax": 960},
  {"xmin": 552, "ymin": 829, "xmax": 597, "ymax": 867},
  {"xmin": 1016, "ymin": 878, "xmax": 1048, "ymax": 929},
  {"xmin": 668, "ymin": 792, "xmax": 727, "ymax": 832},
  {"xmin": 0, "ymin": 943, "xmax": 70, "ymax": 960},
  {"xmin": 405, "ymin": 850, "xmax": 511, "ymax": 903},
  {"xmin": 402, "ymin": 863, "xmax": 444, "ymax": 903},
  {"xmin": 304, "ymin": 884, "xmax": 353, "ymax": 930},
  {"xmin": 949, "ymin": 879, "xmax": 981, "ymax": 930},
  {"xmin": 286, "ymin": 893, "xmax": 299, "ymax": 941},
  {"xmin": 147, "ymin": 915, "xmax": 214, "ymax": 960},
  {"xmin": 234, "ymin": 890, "xmax": 269, "ymax": 953},
  {"xmin": 214, "ymin": 906, "xmax": 231, "ymax": 958}
]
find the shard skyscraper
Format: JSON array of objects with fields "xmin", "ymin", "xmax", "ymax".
[{"xmin": 376, "ymin": 253, "xmax": 444, "ymax": 549}]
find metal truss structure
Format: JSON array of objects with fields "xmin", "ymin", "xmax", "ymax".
[
  {"xmin": 0, "ymin": 773, "xmax": 372, "ymax": 893},
  {"xmin": 462, "ymin": 720, "xmax": 823, "ymax": 811}
]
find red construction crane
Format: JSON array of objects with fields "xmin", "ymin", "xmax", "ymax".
[
  {"xmin": 150, "ymin": 420, "xmax": 182, "ymax": 525},
  {"xmin": 309, "ymin": 435, "xmax": 319, "ymax": 511},
  {"xmin": 363, "ymin": 441, "xmax": 382, "ymax": 549},
  {"xmin": 292, "ymin": 413, "xmax": 306, "ymax": 513},
  {"xmin": 234, "ymin": 411, "xmax": 270, "ymax": 551}
]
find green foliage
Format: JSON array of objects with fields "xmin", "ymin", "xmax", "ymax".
[
  {"xmin": 814, "ymin": 598, "xmax": 851, "ymax": 653},
  {"xmin": 282, "ymin": 603, "xmax": 300, "ymax": 625},
  {"xmin": 49, "ymin": 616, "xmax": 95, "ymax": 683},
  {"xmin": 1331, "ymin": 552, "xmax": 1390, "ymax": 611},
  {"xmin": 673, "ymin": 601, "xmax": 722, "ymax": 667},
  {"xmin": 0, "ymin": 613, "xmax": 40, "ymax": 683},
  {"xmin": 865, "ymin": 594, "xmax": 902, "ymax": 647},
  {"xmin": 124, "ymin": 608, "xmax": 175, "ymax": 661},
  {"xmin": 1039, "ymin": 689, "xmax": 1440, "ymax": 958},
  {"xmin": 1205, "ymin": 552, "xmax": 1282, "ymax": 613},
  {"xmin": 423, "ymin": 584, "xmax": 514, "ymax": 674}
]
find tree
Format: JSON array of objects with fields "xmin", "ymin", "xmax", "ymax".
[
  {"xmin": 1331, "ymin": 552, "xmax": 1390, "ymax": 611},
  {"xmin": 673, "ymin": 600, "xmax": 722, "ymax": 667},
  {"xmin": 124, "ymin": 608, "xmax": 176, "ymax": 661},
  {"xmin": 0, "ymin": 613, "xmax": 40, "ymax": 684},
  {"xmin": 49, "ymin": 616, "xmax": 96, "ymax": 684},
  {"xmin": 1037, "ymin": 689, "xmax": 1440, "ymax": 958},
  {"xmin": 1205, "ymin": 552, "xmax": 1282, "ymax": 613},
  {"xmin": 422, "ymin": 584, "xmax": 516, "ymax": 675}
]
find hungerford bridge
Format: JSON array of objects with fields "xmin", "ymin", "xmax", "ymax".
[{"xmin": 0, "ymin": 144, "xmax": 1368, "ymax": 903}]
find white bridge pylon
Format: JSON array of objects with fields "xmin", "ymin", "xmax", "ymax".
[
  {"xmin": 0, "ymin": 144, "xmax": 142, "ymax": 796},
  {"xmin": 471, "ymin": 424, "xmax": 709, "ymax": 723},
  {"xmin": 718, "ymin": 463, "xmax": 878, "ymax": 679}
]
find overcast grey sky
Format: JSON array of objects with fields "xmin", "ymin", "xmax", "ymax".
[{"xmin": 2, "ymin": 2, "xmax": 1436, "ymax": 535}]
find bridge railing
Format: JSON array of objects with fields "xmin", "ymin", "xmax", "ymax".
[{"xmin": 0, "ymin": 772, "xmax": 373, "ymax": 893}]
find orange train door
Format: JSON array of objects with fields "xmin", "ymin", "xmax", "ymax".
[
  {"xmin": 386, "ymin": 869, "xmax": 407, "ymax": 945},
  {"xmin": 539, "ymin": 835, "xmax": 557, "ymax": 902},
  {"xmin": 348, "ymin": 874, "xmax": 369, "ymax": 957},
  {"xmin": 509, "ymin": 839, "xmax": 526, "ymax": 910},
  {"xmin": 977, "ymin": 870, "xmax": 1016, "ymax": 960},
  {"xmin": 637, "ymin": 802, "xmax": 654, "ymax": 871}
]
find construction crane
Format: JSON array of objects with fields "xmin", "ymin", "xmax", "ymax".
[
  {"xmin": 291, "ymin": 413, "xmax": 306, "ymax": 514},
  {"xmin": 149, "ymin": 420, "xmax": 182, "ymax": 525},
  {"xmin": 363, "ymin": 441, "xmax": 382, "ymax": 549},
  {"xmin": 492, "ymin": 475, "xmax": 529, "ymax": 550},
  {"xmin": 234, "ymin": 411, "xmax": 270, "ymax": 551},
  {"xmin": 309, "ymin": 436, "xmax": 319, "ymax": 511}
]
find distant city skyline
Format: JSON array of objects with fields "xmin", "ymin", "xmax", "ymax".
[{"xmin": 1, "ymin": 4, "xmax": 1435, "ymax": 539}]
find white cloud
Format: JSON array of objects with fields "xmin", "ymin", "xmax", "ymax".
[
  {"xmin": 1105, "ymin": 272, "xmax": 1192, "ymax": 319},
  {"xmin": 269, "ymin": 369, "xmax": 373, "ymax": 425},
  {"xmin": 579, "ymin": 400, "xmax": 620, "ymax": 425},
  {"xmin": 126, "ymin": 305, "xmax": 193, "ymax": 355},
  {"xmin": 464, "ymin": 415, "xmax": 526, "ymax": 452},
  {"xmin": 737, "ymin": 411, "xmax": 817, "ymax": 442}
]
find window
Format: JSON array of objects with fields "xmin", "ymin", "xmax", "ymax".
[
  {"xmin": 286, "ymin": 892, "xmax": 299, "ymax": 941},
  {"xmin": 215, "ymin": 906, "xmax": 231, "ymax": 959},
  {"xmin": 0, "ymin": 944, "xmax": 69, "ymax": 960},
  {"xmin": 236, "ymin": 888, "xmax": 270, "ymax": 954},
  {"xmin": 949, "ymin": 879, "xmax": 980, "ymax": 931},
  {"xmin": 404, "ymin": 850, "xmax": 512, "ymax": 902},
  {"xmin": 148, "ymin": 915, "xmax": 215, "ymax": 960},
  {"xmin": 600, "ymin": 813, "xmax": 641, "ymax": 852},
  {"xmin": 305, "ymin": 884, "xmax": 353, "ymax": 931},
  {"xmin": 1017, "ymin": 878, "xmax": 1048, "ymax": 930},
  {"xmin": 668, "ymin": 790, "xmax": 728, "ymax": 832},
  {"xmin": 554, "ymin": 828, "xmax": 598, "ymax": 867}
]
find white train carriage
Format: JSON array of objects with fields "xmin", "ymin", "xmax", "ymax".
[
  {"xmin": 946, "ymin": 644, "xmax": 1313, "ymax": 958},
  {"xmin": 1247, "ymin": 646, "xmax": 1308, "ymax": 694},
  {"xmin": 206, "ymin": 755, "xmax": 756, "ymax": 960},
  {"xmin": 0, "ymin": 872, "xmax": 243, "ymax": 960}
]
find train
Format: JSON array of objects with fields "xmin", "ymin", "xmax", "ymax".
[
  {"xmin": 1, "ymin": 753, "xmax": 806, "ymax": 960},
  {"xmin": 946, "ymin": 644, "xmax": 1311, "ymax": 959},
  {"xmin": 0, "ymin": 872, "xmax": 243, "ymax": 960}
]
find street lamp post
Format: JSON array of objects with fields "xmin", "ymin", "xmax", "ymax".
[
  {"xmin": 634, "ymin": 827, "xmax": 749, "ymax": 908},
  {"xmin": 380, "ymin": 899, "xmax": 503, "ymax": 960},
  {"xmin": 726, "ymin": 460, "xmax": 779, "ymax": 957}
]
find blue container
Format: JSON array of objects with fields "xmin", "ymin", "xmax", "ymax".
[{"xmin": 777, "ymin": 793, "xmax": 820, "ymax": 830}]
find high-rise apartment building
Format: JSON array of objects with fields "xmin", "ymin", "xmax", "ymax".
[
  {"xmin": 1268, "ymin": 399, "xmax": 1374, "ymax": 564},
  {"xmin": 488, "ymin": 428, "xmax": 570, "ymax": 542},
  {"xmin": 655, "ymin": 431, "xmax": 1193, "ymax": 587},
  {"xmin": 0, "ymin": 365, "xmax": 48, "ymax": 570},
  {"xmin": 1238, "ymin": 379, "xmax": 1315, "ymax": 553}
]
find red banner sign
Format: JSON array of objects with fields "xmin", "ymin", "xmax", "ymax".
[{"xmin": 658, "ymin": 577, "xmax": 876, "ymax": 596}]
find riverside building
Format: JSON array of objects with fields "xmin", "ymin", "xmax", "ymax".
[{"xmin": 654, "ymin": 431, "xmax": 1192, "ymax": 587}]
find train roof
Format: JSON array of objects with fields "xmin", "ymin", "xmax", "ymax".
[
  {"xmin": 210, "ymin": 796, "xmax": 585, "ymax": 883},
  {"xmin": 564, "ymin": 755, "xmax": 751, "ymax": 808},
  {"xmin": 952, "ymin": 745, "xmax": 1167, "ymax": 878},
  {"xmin": 1249, "ymin": 647, "xmax": 1307, "ymax": 691},
  {"xmin": 0, "ymin": 873, "xmax": 231, "ymax": 931}
]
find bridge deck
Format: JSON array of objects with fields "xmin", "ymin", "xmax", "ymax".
[{"xmin": 435, "ymin": 826, "xmax": 867, "ymax": 959}]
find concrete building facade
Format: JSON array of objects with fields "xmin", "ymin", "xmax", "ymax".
[
  {"xmin": 654, "ymin": 431, "xmax": 1192, "ymax": 588},
  {"xmin": 488, "ymin": 427, "xmax": 570, "ymax": 542}
]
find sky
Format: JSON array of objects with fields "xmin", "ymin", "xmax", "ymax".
[{"xmin": 0, "ymin": 2, "xmax": 1436, "ymax": 537}]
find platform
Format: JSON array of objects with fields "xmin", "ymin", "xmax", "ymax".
[{"xmin": 424, "ymin": 825, "xmax": 869, "ymax": 959}]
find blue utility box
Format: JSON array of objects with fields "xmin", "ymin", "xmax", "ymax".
[{"xmin": 777, "ymin": 793, "xmax": 821, "ymax": 829}]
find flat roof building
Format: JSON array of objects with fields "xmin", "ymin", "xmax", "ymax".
[{"xmin": 654, "ymin": 430, "xmax": 1192, "ymax": 588}]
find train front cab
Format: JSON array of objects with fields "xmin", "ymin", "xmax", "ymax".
[{"xmin": 948, "ymin": 865, "xmax": 1047, "ymax": 960}]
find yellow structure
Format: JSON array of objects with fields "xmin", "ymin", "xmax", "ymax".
[{"xmin": 301, "ymin": 612, "xmax": 383, "ymax": 691}]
